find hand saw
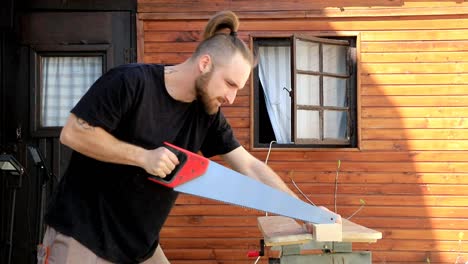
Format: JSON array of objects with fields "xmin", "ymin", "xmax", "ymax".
[{"xmin": 148, "ymin": 142, "xmax": 338, "ymax": 224}]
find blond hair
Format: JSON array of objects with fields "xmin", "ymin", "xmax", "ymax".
[{"xmin": 192, "ymin": 11, "xmax": 254, "ymax": 67}]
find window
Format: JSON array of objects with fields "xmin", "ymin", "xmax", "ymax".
[
  {"xmin": 253, "ymin": 35, "xmax": 357, "ymax": 148},
  {"xmin": 40, "ymin": 56, "xmax": 102, "ymax": 127},
  {"xmin": 30, "ymin": 44, "xmax": 112, "ymax": 137}
]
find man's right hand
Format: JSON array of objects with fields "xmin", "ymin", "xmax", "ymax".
[{"xmin": 142, "ymin": 147, "xmax": 180, "ymax": 178}]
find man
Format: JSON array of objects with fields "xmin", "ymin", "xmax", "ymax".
[{"xmin": 38, "ymin": 10, "xmax": 338, "ymax": 264}]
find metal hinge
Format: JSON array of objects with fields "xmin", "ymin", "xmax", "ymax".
[{"xmin": 124, "ymin": 48, "xmax": 136, "ymax": 63}]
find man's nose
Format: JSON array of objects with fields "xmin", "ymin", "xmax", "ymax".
[{"xmin": 225, "ymin": 89, "xmax": 238, "ymax": 104}]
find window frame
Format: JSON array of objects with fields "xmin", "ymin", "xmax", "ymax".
[
  {"xmin": 29, "ymin": 44, "xmax": 112, "ymax": 137},
  {"xmin": 251, "ymin": 34, "xmax": 358, "ymax": 149}
]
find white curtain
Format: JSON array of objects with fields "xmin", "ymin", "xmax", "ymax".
[
  {"xmin": 41, "ymin": 56, "xmax": 102, "ymax": 127},
  {"xmin": 258, "ymin": 46, "xmax": 292, "ymax": 143}
]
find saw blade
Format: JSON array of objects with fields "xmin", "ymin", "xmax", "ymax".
[{"xmin": 175, "ymin": 161, "xmax": 337, "ymax": 224}]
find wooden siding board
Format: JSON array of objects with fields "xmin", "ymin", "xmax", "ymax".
[
  {"xmin": 143, "ymin": 18, "xmax": 468, "ymax": 31},
  {"xmin": 361, "ymin": 40, "xmax": 468, "ymax": 52},
  {"xmin": 362, "ymin": 85, "xmax": 468, "ymax": 95},
  {"xmin": 362, "ymin": 128, "xmax": 468, "ymax": 139},
  {"xmin": 362, "ymin": 107, "xmax": 468, "ymax": 118},
  {"xmin": 361, "ymin": 51, "xmax": 468, "ymax": 62},
  {"xmin": 138, "ymin": 0, "xmax": 405, "ymax": 13},
  {"xmin": 361, "ymin": 62, "xmax": 468, "ymax": 74},
  {"xmin": 362, "ymin": 117, "xmax": 468, "ymax": 129},
  {"xmin": 362, "ymin": 95, "xmax": 468, "ymax": 106},
  {"xmin": 361, "ymin": 29, "xmax": 468, "ymax": 41}
]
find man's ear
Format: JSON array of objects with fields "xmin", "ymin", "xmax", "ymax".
[{"xmin": 198, "ymin": 54, "xmax": 212, "ymax": 73}]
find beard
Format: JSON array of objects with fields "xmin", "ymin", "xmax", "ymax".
[{"xmin": 195, "ymin": 68, "xmax": 220, "ymax": 115}]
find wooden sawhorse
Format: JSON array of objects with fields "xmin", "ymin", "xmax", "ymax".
[{"xmin": 257, "ymin": 216, "xmax": 382, "ymax": 264}]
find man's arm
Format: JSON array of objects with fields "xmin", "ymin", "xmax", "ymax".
[
  {"xmin": 60, "ymin": 113, "xmax": 179, "ymax": 178},
  {"xmin": 220, "ymin": 146, "xmax": 297, "ymax": 198},
  {"xmin": 221, "ymin": 146, "xmax": 342, "ymax": 224}
]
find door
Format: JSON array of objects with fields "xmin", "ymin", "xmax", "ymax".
[{"xmin": 1, "ymin": 9, "xmax": 135, "ymax": 264}]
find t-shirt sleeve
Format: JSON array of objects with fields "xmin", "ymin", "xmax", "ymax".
[
  {"xmin": 200, "ymin": 110, "xmax": 241, "ymax": 158},
  {"xmin": 71, "ymin": 67, "xmax": 136, "ymax": 132}
]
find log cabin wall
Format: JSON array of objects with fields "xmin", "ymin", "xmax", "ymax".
[{"xmin": 137, "ymin": 1, "xmax": 468, "ymax": 263}]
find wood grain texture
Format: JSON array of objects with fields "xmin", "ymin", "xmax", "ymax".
[{"xmin": 138, "ymin": 2, "xmax": 468, "ymax": 263}]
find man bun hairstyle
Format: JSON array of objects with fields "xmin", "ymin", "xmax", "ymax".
[
  {"xmin": 202, "ymin": 10, "xmax": 239, "ymax": 40},
  {"xmin": 193, "ymin": 11, "xmax": 254, "ymax": 67}
]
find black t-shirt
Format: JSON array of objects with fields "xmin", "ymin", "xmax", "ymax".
[{"xmin": 45, "ymin": 64, "xmax": 240, "ymax": 263}]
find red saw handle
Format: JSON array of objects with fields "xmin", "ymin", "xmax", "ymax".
[{"xmin": 147, "ymin": 142, "xmax": 209, "ymax": 188}]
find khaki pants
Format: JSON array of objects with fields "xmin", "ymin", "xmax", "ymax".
[{"xmin": 37, "ymin": 226, "xmax": 170, "ymax": 264}]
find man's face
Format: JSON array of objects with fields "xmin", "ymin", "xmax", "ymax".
[{"xmin": 195, "ymin": 53, "xmax": 251, "ymax": 115}]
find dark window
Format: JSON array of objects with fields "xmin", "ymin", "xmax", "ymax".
[
  {"xmin": 30, "ymin": 45, "xmax": 112, "ymax": 137},
  {"xmin": 253, "ymin": 35, "xmax": 357, "ymax": 148}
]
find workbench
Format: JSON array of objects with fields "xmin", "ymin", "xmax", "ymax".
[{"xmin": 257, "ymin": 216, "xmax": 382, "ymax": 264}]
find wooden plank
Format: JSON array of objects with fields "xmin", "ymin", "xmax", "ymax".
[
  {"xmin": 257, "ymin": 216, "xmax": 313, "ymax": 246},
  {"xmin": 137, "ymin": 7, "xmax": 468, "ymax": 19},
  {"xmin": 138, "ymin": 0, "xmax": 404, "ymax": 13},
  {"xmin": 144, "ymin": 31, "xmax": 201, "ymax": 42},
  {"xmin": 361, "ymin": 29, "xmax": 468, "ymax": 41},
  {"xmin": 248, "ymin": 151, "xmax": 468, "ymax": 163},
  {"xmin": 142, "ymin": 18, "xmax": 468, "ymax": 32},
  {"xmin": 244, "ymin": 18, "xmax": 468, "ymax": 31},
  {"xmin": 336, "ymin": 195, "xmax": 468, "ymax": 207},
  {"xmin": 362, "ymin": 139, "xmax": 468, "ymax": 151},
  {"xmin": 362, "ymin": 85, "xmax": 468, "ymax": 96},
  {"xmin": 275, "ymin": 171, "xmax": 468, "ymax": 184},
  {"xmin": 177, "ymin": 194, "xmax": 468, "ymax": 207},
  {"xmin": 267, "ymin": 161, "xmax": 468, "ymax": 173},
  {"xmin": 220, "ymin": 107, "xmax": 250, "ymax": 117},
  {"xmin": 362, "ymin": 128, "xmax": 468, "ymax": 139},
  {"xmin": 346, "ymin": 217, "xmax": 468, "ymax": 230},
  {"xmin": 401, "ymin": 1, "xmax": 468, "ymax": 8},
  {"xmin": 283, "ymin": 183, "xmax": 468, "ymax": 195},
  {"xmin": 169, "ymin": 204, "xmax": 468, "ymax": 219},
  {"xmin": 143, "ymin": 52, "xmax": 191, "ymax": 64},
  {"xmin": 362, "ymin": 117, "xmax": 468, "ymax": 128},
  {"xmin": 361, "ymin": 40, "xmax": 468, "ymax": 52},
  {"xmin": 340, "ymin": 218, "xmax": 382, "ymax": 243},
  {"xmin": 362, "ymin": 107, "xmax": 468, "ymax": 117},
  {"xmin": 361, "ymin": 62, "xmax": 468, "ymax": 74},
  {"xmin": 371, "ymin": 251, "xmax": 467, "ymax": 263},
  {"xmin": 145, "ymin": 42, "xmax": 198, "ymax": 53},
  {"xmin": 377, "ymin": 228, "xmax": 465, "ymax": 240},
  {"xmin": 361, "ymin": 51, "xmax": 468, "ymax": 63},
  {"xmin": 327, "ymin": 206, "xmax": 468, "ymax": 218},
  {"xmin": 164, "ymin": 215, "xmax": 259, "ymax": 226},
  {"xmin": 362, "ymin": 95, "xmax": 468, "ymax": 106},
  {"xmin": 165, "ymin": 215, "xmax": 468, "ymax": 231},
  {"xmin": 144, "ymin": 21, "xmax": 206, "ymax": 31},
  {"xmin": 224, "ymin": 117, "xmax": 249, "ymax": 128},
  {"xmin": 361, "ymin": 74, "xmax": 468, "ymax": 85},
  {"xmin": 161, "ymin": 237, "xmax": 267, "ymax": 249},
  {"xmin": 160, "ymin": 226, "xmax": 262, "ymax": 238},
  {"xmin": 359, "ymin": 239, "xmax": 466, "ymax": 251},
  {"xmin": 258, "ymin": 216, "xmax": 382, "ymax": 245}
]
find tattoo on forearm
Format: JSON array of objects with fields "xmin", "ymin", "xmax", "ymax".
[{"xmin": 76, "ymin": 118, "xmax": 95, "ymax": 131}]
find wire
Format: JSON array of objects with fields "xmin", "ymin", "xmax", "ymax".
[
  {"xmin": 334, "ymin": 160, "xmax": 341, "ymax": 213},
  {"xmin": 347, "ymin": 205, "xmax": 364, "ymax": 220},
  {"xmin": 264, "ymin": 140, "xmax": 276, "ymax": 165},
  {"xmin": 254, "ymin": 256, "xmax": 261, "ymax": 264},
  {"xmin": 290, "ymin": 176, "xmax": 316, "ymax": 206}
]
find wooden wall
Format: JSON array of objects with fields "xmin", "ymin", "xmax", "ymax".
[{"xmin": 137, "ymin": 1, "xmax": 468, "ymax": 263}]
